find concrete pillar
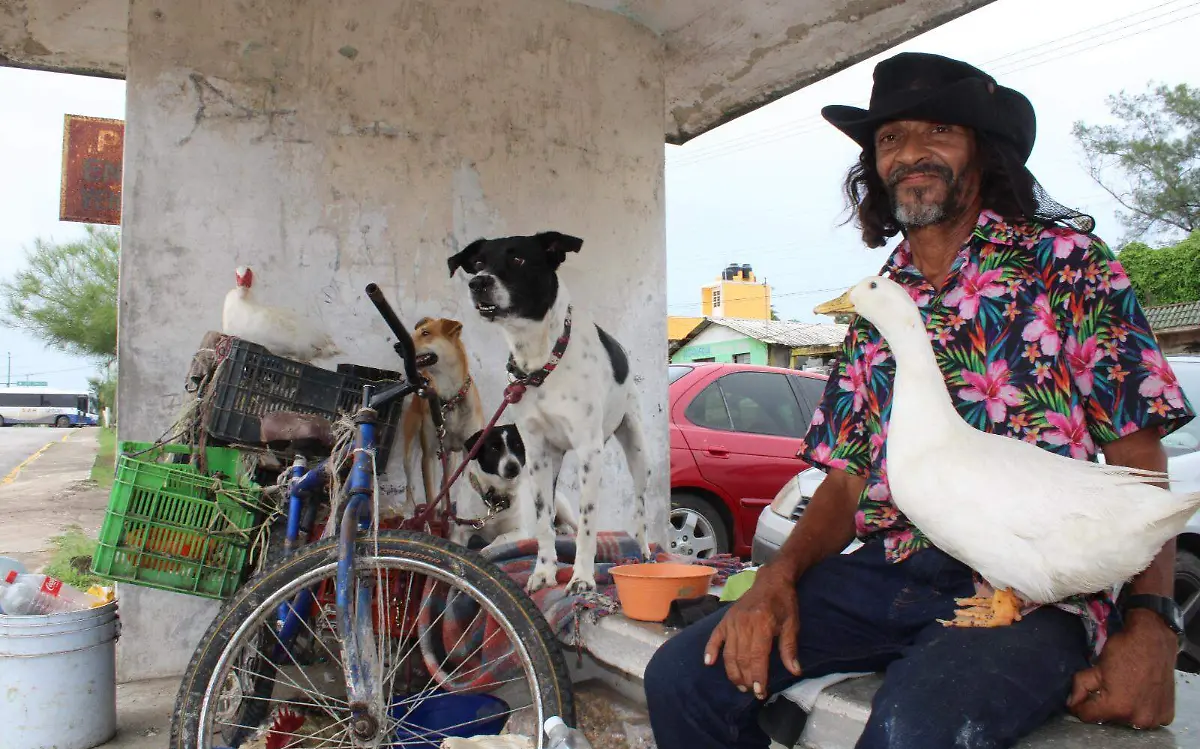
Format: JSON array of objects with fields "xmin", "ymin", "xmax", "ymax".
[{"xmin": 116, "ymin": 0, "xmax": 666, "ymax": 680}]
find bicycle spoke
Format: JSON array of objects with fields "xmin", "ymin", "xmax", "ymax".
[
  {"xmin": 288, "ymin": 595, "xmax": 348, "ymax": 671},
  {"xmin": 231, "ymin": 650, "xmax": 347, "ymax": 710},
  {"xmin": 382, "ymin": 585, "xmax": 473, "ymax": 692},
  {"xmin": 196, "ymin": 547, "xmax": 558, "ymax": 749},
  {"xmin": 391, "ymin": 701, "xmax": 532, "ymax": 745},
  {"xmin": 261, "ymin": 629, "xmax": 346, "ymax": 719},
  {"xmin": 375, "ymin": 564, "xmax": 394, "ymax": 703},
  {"xmin": 397, "ymin": 615, "xmax": 516, "ymax": 724},
  {"xmin": 228, "ymin": 690, "xmax": 350, "ymax": 713},
  {"xmin": 382, "ymin": 592, "xmax": 445, "ymax": 687},
  {"xmin": 388, "ymin": 673, "xmax": 530, "ymax": 709},
  {"xmin": 212, "ymin": 714, "xmax": 354, "ymax": 748},
  {"xmin": 387, "ymin": 568, "xmax": 418, "ymax": 692}
]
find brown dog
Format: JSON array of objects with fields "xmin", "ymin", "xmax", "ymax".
[{"xmin": 400, "ymin": 317, "xmax": 484, "ymax": 513}]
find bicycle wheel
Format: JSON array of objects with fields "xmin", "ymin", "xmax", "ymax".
[{"xmin": 170, "ymin": 531, "xmax": 574, "ymax": 749}]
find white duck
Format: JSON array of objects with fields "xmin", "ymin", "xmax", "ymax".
[
  {"xmin": 222, "ymin": 266, "xmax": 342, "ymax": 363},
  {"xmin": 819, "ymin": 276, "xmax": 1200, "ymax": 627}
]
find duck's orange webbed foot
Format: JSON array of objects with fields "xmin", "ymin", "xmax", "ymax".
[{"xmin": 939, "ymin": 587, "xmax": 1023, "ymax": 628}]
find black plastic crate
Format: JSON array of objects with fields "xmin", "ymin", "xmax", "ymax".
[{"xmin": 205, "ymin": 338, "xmax": 406, "ymax": 469}]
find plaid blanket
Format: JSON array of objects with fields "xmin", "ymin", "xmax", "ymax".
[{"xmin": 416, "ymin": 531, "xmax": 746, "ymax": 691}]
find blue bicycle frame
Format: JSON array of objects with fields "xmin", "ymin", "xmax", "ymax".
[{"xmin": 266, "ymin": 283, "xmax": 425, "ymax": 744}]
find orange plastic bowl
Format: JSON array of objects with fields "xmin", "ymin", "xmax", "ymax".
[{"xmin": 609, "ymin": 563, "xmax": 716, "ymax": 622}]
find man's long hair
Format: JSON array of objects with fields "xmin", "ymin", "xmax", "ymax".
[{"xmin": 841, "ymin": 132, "xmax": 1036, "ymax": 248}]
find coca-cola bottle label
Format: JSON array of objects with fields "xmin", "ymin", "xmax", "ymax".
[
  {"xmin": 4, "ymin": 570, "xmax": 15, "ymax": 584},
  {"xmin": 40, "ymin": 577, "xmax": 63, "ymax": 598}
]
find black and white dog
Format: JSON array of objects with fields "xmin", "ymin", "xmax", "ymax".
[
  {"xmin": 448, "ymin": 231, "xmax": 651, "ymax": 593},
  {"xmin": 457, "ymin": 424, "xmax": 578, "ymax": 551}
]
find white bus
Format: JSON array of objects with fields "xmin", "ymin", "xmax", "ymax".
[{"xmin": 0, "ymin": 388, "xmax": 100, "ymax": 428}]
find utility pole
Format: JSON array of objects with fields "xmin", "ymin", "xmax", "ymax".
[{"xmin": 5, "ymin": 352, "xmax": 9, "ymax": 387}]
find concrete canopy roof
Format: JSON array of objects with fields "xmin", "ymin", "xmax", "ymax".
[{"xmin": 0, "ymin": 0, "xmax": 992, "ymax": 143}]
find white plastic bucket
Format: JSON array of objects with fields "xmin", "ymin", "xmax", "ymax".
[{"xmin": 0, "ymin": 600, "xmax": 120, "ymax": 749}]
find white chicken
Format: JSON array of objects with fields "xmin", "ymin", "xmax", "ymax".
[
  {"xmin": 818, "ymin": 275, "xmax": 1200, "ymax": 628},
  {"xmin": 221, "ymin": 266, "xmax": 341, "ymax": 363}
]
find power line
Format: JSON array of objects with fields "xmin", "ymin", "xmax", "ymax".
[
  {"xmin": 988, "ymin": 2, "xmax": 1200, "ymax": 78},
  {"xmin": 976, "ymin": 0, "xmax": 1192, "ymax": 68},
  {"xmin": 0, "ymin": 365, "xmax": 100, "ymax": 378},
  {"xmin": 668, "ymin": 283, "xmax": 855, "ymax": 310}
]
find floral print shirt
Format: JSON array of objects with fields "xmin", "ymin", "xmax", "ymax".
[{"xmin": 798, "ymin": 209, "xmax": 1196, "ymax": 656}]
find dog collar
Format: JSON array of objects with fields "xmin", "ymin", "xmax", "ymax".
[
  {"xmin": 468, "ymin": 472, "xmax": 512, "ymax": 514},
  {"xmin": 506, "ymin": 305, "xmax": 573, "ymax": 389},
  {"xmin": 441, "ymin": 375, "xmax": 474, "ymax": 414}
]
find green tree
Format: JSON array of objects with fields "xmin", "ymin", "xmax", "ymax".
[
  {"xmin": 1072, "ymin": 83, "xmax": 1200, "ymax": 239},
  {"xmin": 88, "ymin": 374, "xmax": 117, "ymax": 420},
  {"xmin": 1117, "ymin": 231, "xmax": 1200, "ymax": 307},
  {"xmin": 1, "ymin": 225, "xmax": 119, "ymax": 359}
]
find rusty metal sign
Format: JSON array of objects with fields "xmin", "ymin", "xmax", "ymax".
[{"xmin": 59, "ymin": 115, "xmax": 124, "ymax": 225}]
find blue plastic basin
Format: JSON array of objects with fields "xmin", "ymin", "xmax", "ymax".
[{"xmin": 390, "ymin": 692, "xmax": 510, "ymax": 747}]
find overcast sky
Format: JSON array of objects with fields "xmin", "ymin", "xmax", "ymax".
[
  {"xmin": 664, "ymin": 0, "xmax": 1200, "ymax": 321},
  {"xmin": 1, "ymin": 0, "xmax": 1196, "ymax": 390}
]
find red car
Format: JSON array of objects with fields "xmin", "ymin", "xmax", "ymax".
[{"xmin": 668, "ymin": 362, "xmax": 829, "ymax": 559}]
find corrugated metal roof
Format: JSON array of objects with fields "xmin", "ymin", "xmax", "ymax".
[
  {"xmin": 698, "ymin": 317, "xmax": 848, "ymax": 347},
  {"xmin": 1144, "ymin": 301, "xmax": 1200, "ymax": 332}
]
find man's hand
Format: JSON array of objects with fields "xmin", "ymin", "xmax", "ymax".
[
  {"xmin": 1068, "ymin": 609, "xmax": 1177, "ymax": 729},
  {"xmin": 703, "ymin": 565, "xmax": 803, "ymax": 701}
]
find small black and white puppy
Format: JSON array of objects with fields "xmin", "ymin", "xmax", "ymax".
[
  {"xmin": 455, "ymin": 424, "xmax": 578, "ymax": 551},
  {"xmin": 448, "ymin": 231, "xmax": 652, "ymax": 594}
]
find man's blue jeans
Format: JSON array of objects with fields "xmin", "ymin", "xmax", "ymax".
[{"xmin": 645, "ymin": 540, "xmax": 1091, "ymax": 749}]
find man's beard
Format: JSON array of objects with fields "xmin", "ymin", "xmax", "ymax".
[{"xmin": 886, "ymin": 163, "xmax": 962, "ymax": 228}]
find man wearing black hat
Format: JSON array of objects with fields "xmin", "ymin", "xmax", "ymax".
[{"xmin": 644, "ymin": 53, "xmax": 1191, "ymax": 749}]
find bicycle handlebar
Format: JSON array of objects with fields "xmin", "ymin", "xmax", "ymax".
[{"xmin": 365, "ymin": 283, "xmax": 420, "ymax": 384}]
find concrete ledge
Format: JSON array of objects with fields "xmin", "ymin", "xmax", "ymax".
[
  {"xmin": 567, "ymin": 612, "xmax": 1200, "ymax": 749},
  {"xmin": 803, "ymin": 672, "xmax": 1200, "ymax": 749}
]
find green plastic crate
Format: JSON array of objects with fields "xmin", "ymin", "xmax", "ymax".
[
  {"xmin": 116, "ymin": 441, "xmax": 248, "ymax": 484},
  {"xmin": 92, "ymin": 446, "xmax": 264, "ymax": 600}
]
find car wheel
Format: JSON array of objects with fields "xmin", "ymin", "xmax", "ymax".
[
  {"xmin": 55, "ymin": 415, "xmax": 70, "ymax": 429},
  {"xmin": 669, "ymin": 493, "xmax": 730, "ymax": 560},
  {"xmin": 1175, "ymin": 549, "xmax": 1200, "ymax": 673}
]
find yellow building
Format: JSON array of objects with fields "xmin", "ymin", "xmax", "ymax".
[
  {"xmin": 668, "ymin": 316, "xmax": 705, "ymax": 343},
  {"xmin": 702, "ymin": 263, "xmax": 771, "ymax": 320},
  {"xmin": 667, "ymin": 263, "xmax": 774, "ymax": 352}
]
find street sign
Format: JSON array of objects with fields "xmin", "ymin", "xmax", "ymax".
[
  {"xmin": 13, "ymin": 381, "xmax": 48, "ymax": 387},
  {"xmin": 60, "ymin": 114, "xmax": 124, "ymax": 225}
]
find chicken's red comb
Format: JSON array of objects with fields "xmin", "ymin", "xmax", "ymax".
[{"xmin": 265, "ymin": 706, "xmax": 305, "ymax": 749}]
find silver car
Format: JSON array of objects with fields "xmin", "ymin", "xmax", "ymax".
[{"xmin": 753, "ymin": 355, "xmax": 1200, "ymax": 671}]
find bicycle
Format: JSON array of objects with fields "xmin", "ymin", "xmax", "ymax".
[{"xmin": 170, "ymin": 284, "xmax": 575, "ymax": 749}]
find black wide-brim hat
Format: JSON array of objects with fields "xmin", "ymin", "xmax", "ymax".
[{"xmin": 822, "ymin": 52, "xmax": 1036, "ymax": 163}]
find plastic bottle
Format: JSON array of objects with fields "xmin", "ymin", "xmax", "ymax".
[
  {"xmin": 0, "ymin": 556, "xmax": 26, "ymax": 583},
  {"xmin": 544, "ymin": 716, "xmax": 593, "ymax": 749},
  {"xmin": 0, "ymin": 571, "xmax": 101, "ymax": 615}
]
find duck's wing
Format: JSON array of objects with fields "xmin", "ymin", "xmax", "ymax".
[
  {"xmin": 912, "ymin": 428, "xmax": 1186, "ymax": 602},
  {"xmin": 1075, "ymin": 461, "xmax": 1170, "ymax": 483},
  {"xmin": 968, "ymin": 427, "xmax": 1170, "ymax": 486}
]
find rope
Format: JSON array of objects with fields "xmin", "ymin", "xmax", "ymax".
[{"xmin": 322, "ymin": 413, "xmax": 359, "ymax": 540}]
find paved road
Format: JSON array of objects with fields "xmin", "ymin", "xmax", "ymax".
[
  {"xmin": 0, "ymin": 426, "xmax": 68, "ymax": 479},
  {"xmin": 0, "ymin": 427, "xmax": 104, "ymax": 571}
]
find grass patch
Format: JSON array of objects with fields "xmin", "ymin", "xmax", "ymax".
[
  {"xmin": 42, "ymin": 525, "xmax": 112, "ymax": 590},
  {"xmin": 90, "ymin": 426, "xmax": 117, "ymax": 489}
]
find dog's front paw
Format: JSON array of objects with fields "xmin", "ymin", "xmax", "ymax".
[
  {"xmin": 526, "ymin": 564, "xmax": 558, "ymax": 593},
  {"xmin": 566, "ymin": 576, "xmax": 597, "ymax": 596}
]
